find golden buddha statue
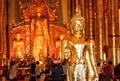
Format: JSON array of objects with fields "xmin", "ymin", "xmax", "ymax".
[
  {"xmin": 55, "ymin": 33, "xmax": 65, "ymax": 59},
  {"xmin": 13, "ymin": 32, "xmax": 24, "ymax": 59},
  {"xmin": 32, "ymin": 7, "xmax": 49, "ymax": 60},
  {"xmin": 61, "ymin": 13, "xmax": 98, "ymax": 81}
]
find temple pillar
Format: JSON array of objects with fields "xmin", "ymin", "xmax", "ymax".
[
  {"xmin": 57, "ymin": 0, "xmax": 63, "ymax": 25},
  {"xmin": 8, "ymin": 0, "xmax": 15, "ymax": 24},
  {"xmin": 108, "ymin": 0, "xmax": 120, "ymax": 65},
  {"xmin": 8, "ymin": 0, "xmax": 21, "ymax": 59},
  {"xmin": 84, "ymin": 0, "xmax": 95, "ymax": 39},
  {"xmin": 61, "ymin": 0, "xmax": 71, "ymax": 25},
  {"xmin": 0, "ymin": 0, "xmax": 7, "ymax": 64},
  {"xmin": 87, "ymin": 0, "xmax": 94, "ymax": 39},
  {"xmin": 71, "ymin": 0, "xmax": 75, "ymax": 16},
  {"xmin": 95, "ymin": 0, "xmax": 104, "ymax": 61},
  {"xmin": 102, "ymin": 0, "xmax": 109, "ymax": 62},
  {"xmin": 119, "ymin": 10, "xmax": 120, "ymax": 63},
  {"xmin": 8, "ymin": 0, "xmax": 20, "ymax": 24},
  {"xmin": 84, "ymin": 0, "xmax": 89, "ymax": 39}
]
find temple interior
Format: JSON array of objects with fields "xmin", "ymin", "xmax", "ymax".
[
  {"xmin": 0, "ymin": 0, "xmax": 120, "ymax": 81},
  {"xmin": 0, "ymin": 0, "xmax": 120, "ymax": 66}
]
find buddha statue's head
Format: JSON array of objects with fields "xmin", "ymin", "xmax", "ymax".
[
  {"xmin": 71, "ymin": 13, "xmax": 85, "ymax": 38},
  {"xmin": 16, "ymin": 32, "xmax": 22, "ymax": 40},
  {"xmin": 36, "ymin": 7, "xmax": 42, "ymax": 17},
  {"xmin": 59, "ymin": 33, "xmax": 64, "ymax": 40}
]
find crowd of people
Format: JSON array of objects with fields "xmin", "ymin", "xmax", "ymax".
[
  {"xmin": 97, "ymin": 61, "xmax": 120, "ymax": 81},
  {"xmin": 0, "ymin": 58, "xmax": 69, "ymax": 81},
  {"xmin": 0, "ymin": 58, "xmax": 120, "ymax": 81}
]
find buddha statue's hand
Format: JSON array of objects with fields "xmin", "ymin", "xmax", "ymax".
[
  {"xmin": 94, "ymin": 77, "xmax": 99, "ymax": 81},
  {"xmin": 92, "ymin": 75, "xmax": 99, "ymax": 81}
]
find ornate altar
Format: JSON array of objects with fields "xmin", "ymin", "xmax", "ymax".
[
  {"xmin": 10, "ymin": 25, "xmax": 68, "ymax": 60},
  {"xmin": 9, "ymin": 0, "xmax": 68, "ymax": 60}
]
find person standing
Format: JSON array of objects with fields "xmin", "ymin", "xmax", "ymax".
[
  {"xmin": 104, "ymin": 61, "xmax": 113, "ymax": 81},
  {"xmin": 30, "ymin": 63, "xmax": 36, "ymax": 81},
  {"xmin": 52, "ymin": 64, "xmax": 64, "ymax": 81},
  {"xmin": 97, "ymin": 63, "xmax": 103, "ymax": 81},
  {"xmin": 35, "ymin": 61, "xmax": 41, "ymax": 81},
  {"xmin": 9, "ymin": 61, "xmax": 19, "ymax": 81},
  {"xmin": 62, "ymin": 59, "xmax": 69, "ymax": 81},
  {"xmin": 0, "ymin": 64, "xmax": 3, "ymax": 81}
]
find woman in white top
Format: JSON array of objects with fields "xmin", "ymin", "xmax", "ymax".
[
  {"xmin": 9, "ymin": 61, "xmax": 19, "ymax": 81},
  {"xmin": 36, "ymin": 61, "xmax": 41, "ymax": 81}
]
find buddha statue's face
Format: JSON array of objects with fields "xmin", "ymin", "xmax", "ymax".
[
  {"xmin": 16, "ymin": 33, "xmax": 22, "ymax": 40},
  {"xmin": 37, "ymin": 12, "xmax": 41, "ymax": 17},
  {"xmin": 36, "ymin": 7, "xmax": 42, "ymax": 17},
  {"xmin": 71, "ymin": 13, "xmax": 85, "ymax": 38},
  {"xmin": 59, "ymin": 34, "xmax": 64, "ymax": 40}
]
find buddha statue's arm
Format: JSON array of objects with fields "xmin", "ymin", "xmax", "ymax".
[
  {"xmin": 61, "ymin": 39, "xmax": 73, "ymax": 60},
  {"xmin": 43, "ymin": 19, "xmax": 49, "ymax": 46},
  {"xmin": 88, "ymin": 40, "xmax": 98, "ymax": 79},
  {"xmin": 31, "ymin": 19, "xmax": 35, "ymax": 31},
  {"xmin": 21, "ymin": 41, "xmax": 24, "ymax": 51},
  {"xmin": 61, "ymin": 40, "xmax": 76, "ymax": 81},
  {"xmin": 61, "ymin": 40, "xmax": 67, "ymax": 60},
  {"xmin": 82, "ymin": 42, "xmax": 98, "ymax": 81}
]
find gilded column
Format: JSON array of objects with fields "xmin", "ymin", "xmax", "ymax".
[
  {"xmin": 8, "ymin": 0, "xmax": 16, "ymax": 59},
  {"xmin": 71, "ymin": 0, "xmax": 75, "ymax": 16},
  {"xmin": 104, "ymin": 0, "xmax": 109, "ymax": 46},
  {"xmin": 85, "ymin": 0, "xmax": 94, "ymax": 39},
  {"xmin": 84, "ymin": 0, "xmax": 89, "ymax": 38},
  {"xmin": 102, "ymin": 0, "xmax": 109, "ymax": 62},
  {"xmin": 8, "ymin": 0, "xmax": 20, "ymax": 25},
  {"xmin": 114, "ymin": 0, "xmax": 119, "ymax": 65},
  {"xmin": 96, "ymin": 0, "xmax": 104, "ymax": 60},
  {"xmin": 0, "ymin": 0, "xmax": 7, "ymax": 64},
  {"xmin": 108, "ymin": 0, "xmax": 119, "ymax": 65},
  {"xmin": 119, "ymin": 9, "xmax": 120, "ymax": 63},
  {"xmin": 61, "ymin": 0, "xmax": 71, "ymax": 25},
  {"xmin": 8, "ymin": 0, "xmax": 16, "ymax": 24},
  {"xmin": 88, "ymin": 0, "xmax": 93, "ymax": 39}
]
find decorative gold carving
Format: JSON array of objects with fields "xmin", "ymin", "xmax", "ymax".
[
  {"xmin": 45, "ymin": 0, "xmax": 59, "ymax": 21},
  {"xmin": 19, "ymin": 0, "xmax": 59, "ymax": 22}
]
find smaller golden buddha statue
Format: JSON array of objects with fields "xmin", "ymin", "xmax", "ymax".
[
  {"xmin": 55, "ymin": 33, "xmax": 65, "ymax": 59},
  {"xmin": 13, "ymin": 32, "xmax": 24, "ymax": 59}
]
